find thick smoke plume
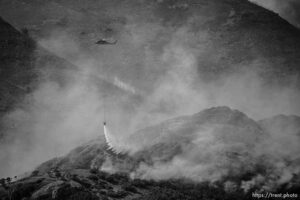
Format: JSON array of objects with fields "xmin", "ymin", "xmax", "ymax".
[
  {"xmin": 128, "ymin": 114, "xmax": 300, "ymax": 192},
  {"xmin": 0, "ymin": 1, "xmax": 299, "ymax": 190}
]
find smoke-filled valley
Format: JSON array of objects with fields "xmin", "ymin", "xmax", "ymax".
[{"xmin": 0, "ymin": 0, "xmax": 300, "ymax": 199}]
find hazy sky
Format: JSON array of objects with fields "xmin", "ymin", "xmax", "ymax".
[{"xmin": 250, "ymin": 0, "xmax": 300, "ymax": 27}]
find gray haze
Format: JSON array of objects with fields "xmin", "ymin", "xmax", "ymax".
[{"xmin": 0, "ymin": 0, "xmax": 300, "ymax": 178}]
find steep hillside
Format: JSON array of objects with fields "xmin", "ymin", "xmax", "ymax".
[
  {"xmin": 34, "ymin": 107, "xmax": 266, "ymax": 173},
  {"xmin": 0, "ymin": 107, "xmax": 299, "ymax": 199},
  {"xmin": 129, "ymin": 106, "xmax": 264, "ymax": 151},
  {"xmin": 32, "ymin": 107, "xmax": 299, "ymax": 189}
]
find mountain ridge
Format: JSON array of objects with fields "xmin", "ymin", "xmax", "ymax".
[
  {"xmin": 33, "ymin": 106, "xmax": 296, "ymax": 177},
  {"xmin": 0, "ymin": 106, "xmax": 298, "ymax": 199}
]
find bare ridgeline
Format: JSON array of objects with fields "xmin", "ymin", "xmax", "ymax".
[{"xmin": 0, "ymin": 0, "xmax": 300, "ymax": 199}]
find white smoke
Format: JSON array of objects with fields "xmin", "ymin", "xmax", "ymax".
[
  {"xmin": 128, "ymin": 111, "xmax": 300, "ymax": 191},
  {"xmin": 113, "ymin": 77, "xmax": 136, "ymax": 95},
  {"xmin": 0, "ymin": 0, "xmax": 300, "ymax": 184}
]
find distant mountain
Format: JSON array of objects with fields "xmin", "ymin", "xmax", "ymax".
[
  {"xmin": 0, "ymin": 16, "xmax": 82, "ymax": 144},
  {"xmin": 0, "ymin": 16, "xmax": 75, "ymax": 115},
  {"xmin": 0, "ymin": 17, "xmax": 36, "ymax": 113},
  {"xmin": 0, "ymin": 0, "xmax": 299, "ymax": 87}
]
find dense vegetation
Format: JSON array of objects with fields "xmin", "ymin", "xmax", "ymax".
[{"xmin": 1, "ymin": 169, "xmax": 298, "ymax": 200}]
